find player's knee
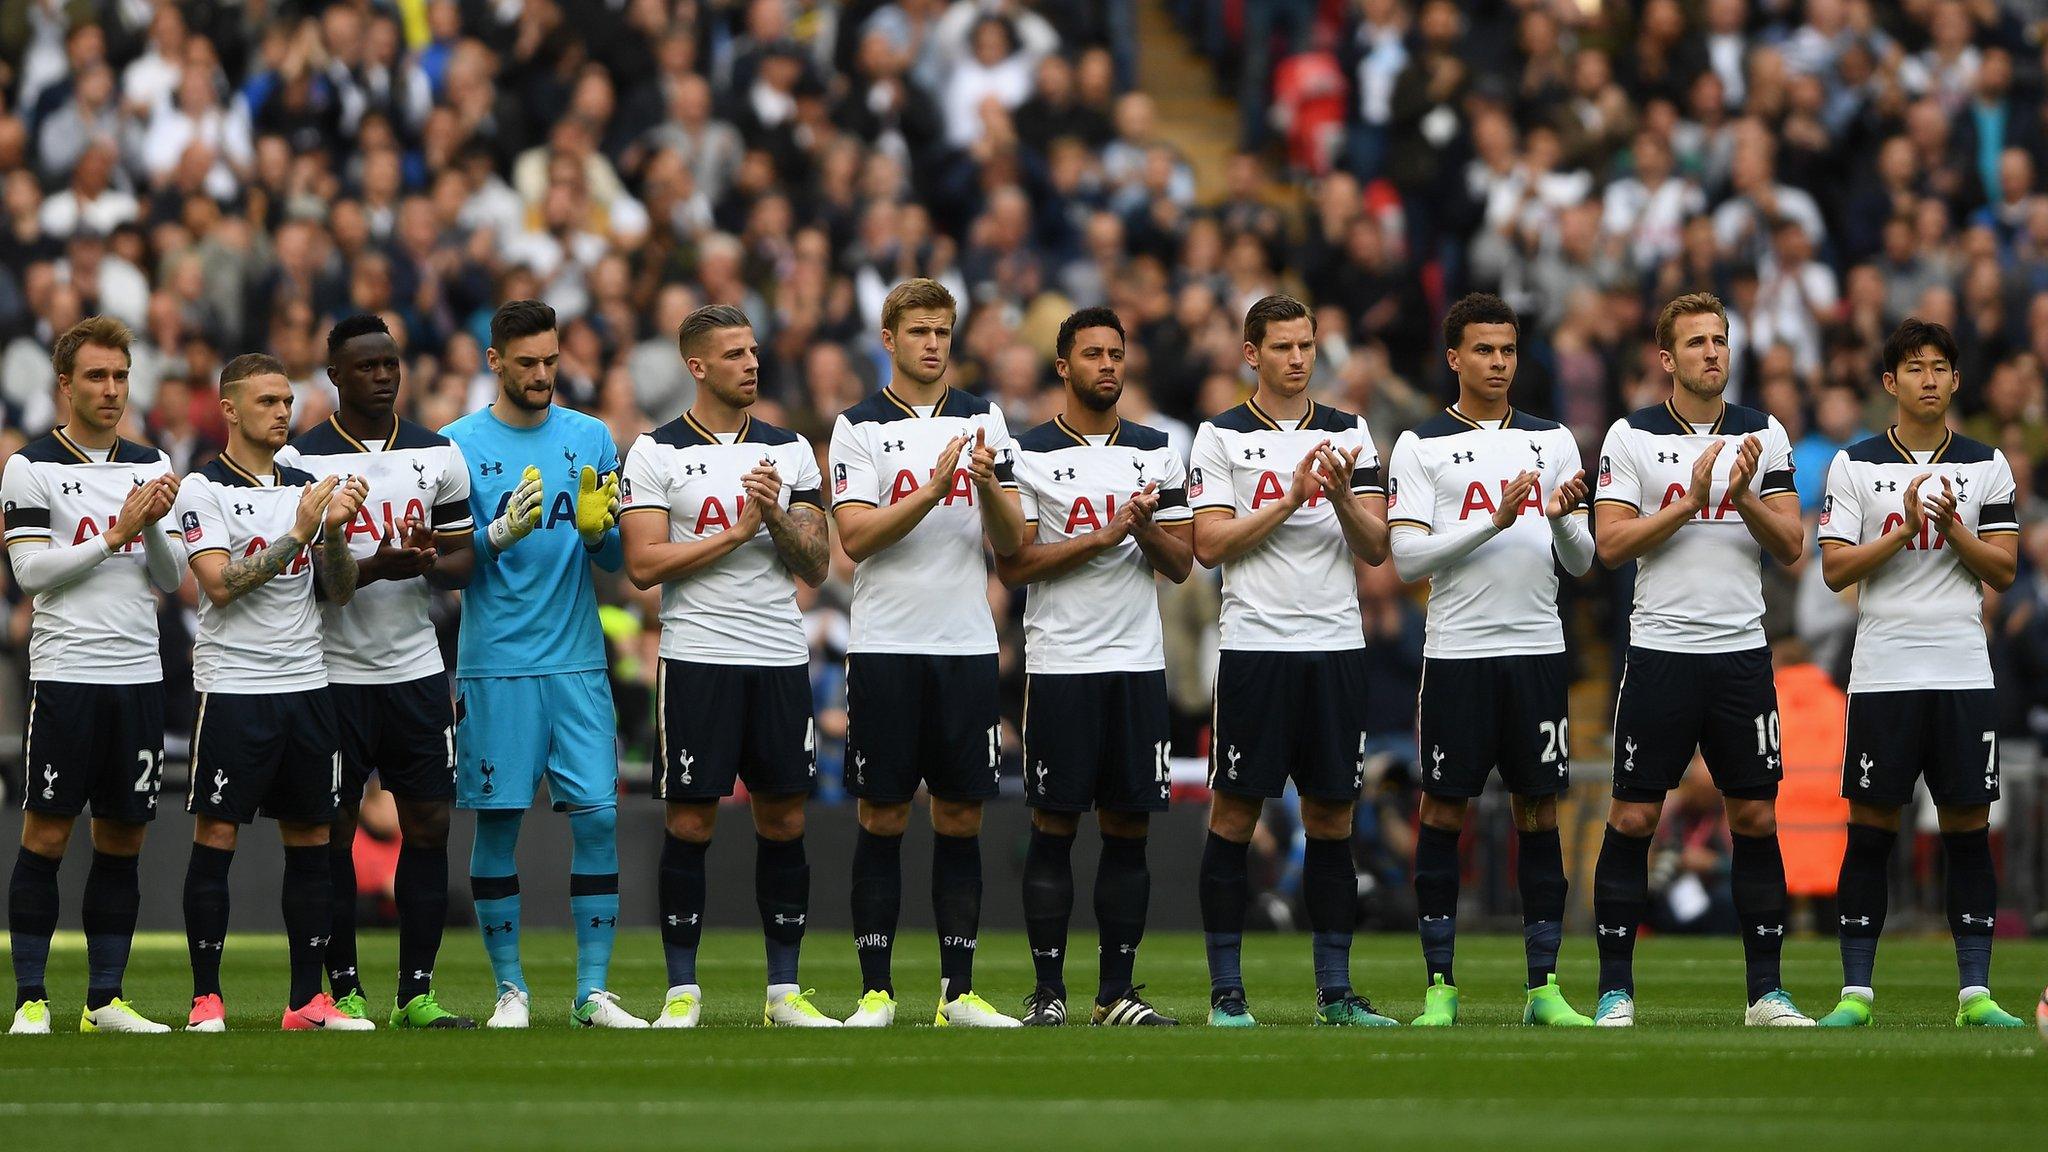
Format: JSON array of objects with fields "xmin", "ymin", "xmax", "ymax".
[
  {"xmin": 750, "ymin": 799, "xmax": 804, "ymax": 842},
  {"xmin": 192, "ymin": 816, "xmax": 240, "ymax": 852},
  {"xmin": 1417, "ymin": 793, "xmax": 1467, "ymax": 833},
  {"xmin": 1936, "ymin": 804, "xmax": 1990, "ymax": 834},
  {"xmin": 857, "ymin": 800, "xmax": 910, "ymax": 837},
  {"xmin": 1724, "ymin": 798, "xmax": 1777, "ymax": 838},
  {"xmin": 1097, "ymin": 810, "xmax": 1149, "ymax": 839},
  {"xmin": 930, "ymin": 799, "xmax": 983, "ymax": 838},
  {"xmin": 665, "ymin": 802, "xmax": 717, "ymax": 843},
  {"xmin": 277, "ymin": 820, "xmax": 330, "ymax": 848},
  {"xmin": 1031, "ymin": 809, "xmax": 1081, "ymax": 837},
  {"xmin": 397, "ymin": 802, "xmax": 452, "ymax": 850},
  {"xmin": 1607, "ymin": 801, "xmax": 1661, "ymax": 839},
  {"xmin": 1509, "ymin": 795, "xmax": 1558, "ymax": 833},
  {"xmin": 20, "ymin": 812, "xmax": 73, "ymax": 858},
  {"xmin": 87, "ymin": 818, "xmax": 146, "ymax": 857},
  {"xmin": 1207, "ymin": 794, "xmax": 1259, "ymax": 841},
  {"xmin": 1298, "ymin": 800, "xmax": 1353, "ymax": 841}
]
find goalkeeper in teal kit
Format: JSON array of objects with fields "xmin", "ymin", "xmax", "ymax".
[{"xmin": 445, "ymin": 301, "xmax": 645, "ymax": 1028}]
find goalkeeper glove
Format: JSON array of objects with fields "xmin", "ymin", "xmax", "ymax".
[
  {"xmin": 486, "ymin": 465, "xmax": 544, "ymax": 553},
  {"xmin": 575, "ymin": 465, "xmax": 620, "ymax": 545}
]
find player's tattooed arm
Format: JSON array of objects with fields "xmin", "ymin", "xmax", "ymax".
[
  {"xmin": 765, "ymin": 503, "xmax": 831, "ymax": 587},
  {"xmin": 203, "ymin": 535, "xmax": 308, "ymax": 606},
  {"xmin": 314, "ymin": 527, "xmax": 360, "ymax": 605}
]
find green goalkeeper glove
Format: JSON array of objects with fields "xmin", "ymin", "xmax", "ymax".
[
  {"xmin": 486, "ymin": 465, "xmax": 544, "ymax": 553},
  {"xmin": 575, "ymin": 465, "xmax": 620, "ymax": 545}
]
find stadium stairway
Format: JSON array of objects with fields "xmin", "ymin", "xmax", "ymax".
[{"xmin": 1137, "ymin": 0, "xmax": 1242, "ymax": 201}]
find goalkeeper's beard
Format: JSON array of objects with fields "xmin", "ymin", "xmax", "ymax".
[{"xmin": 502, "ymin": 377, "xmax": 555, "ymax": 411}]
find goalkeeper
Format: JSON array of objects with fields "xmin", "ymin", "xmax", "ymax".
[{"xmin": 443, "ymin": 301, "xmax": 645, "ymax": 1029}]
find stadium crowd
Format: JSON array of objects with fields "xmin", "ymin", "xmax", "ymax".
[{"xmin": 2, "ymin": 0, "xmax": 2048, "ymax": 928}]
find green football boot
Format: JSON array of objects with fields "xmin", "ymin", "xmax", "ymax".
[
  {"xmin": 1207, "ymin": 990, "xmax": 1258, "ymax": 1028},
  {"xmin": 1816, "ymin": 992, "xmax": 1873, "ymax": 1028},
  {"xmin": 1315, "ymin": 993, "xmax": 1400, "ymax": 1027},
  {"xmin": 1410, "ymin": 975, "xmax": 1458, "ymax": 1026},
  {"xmin": 1956, "ymin": 992, "xmax": 2026, "ymax": 1028},
  {"xmin": 332, "ymin": 989, "xmax": 373, "ymax": 1023},
  {"xmin": 1522, "ymin": 975, "xmax": 1593, "ymax": 1026},
  {"xmin": 391, "ymin": 991, "xmax": 477, "ymax": 1029}
]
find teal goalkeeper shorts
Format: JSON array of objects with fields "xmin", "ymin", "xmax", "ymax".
[{"xmin": 455, "ymin": 670, "xmax": 618, "ymax": 810}]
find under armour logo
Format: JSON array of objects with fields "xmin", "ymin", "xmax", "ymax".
[
  {"xmin": 412, "ymin": 970, "xmax": 431, "ymax": 981},
  {"xmin": 209, "ymin": 769, "xmax": 228, "ymax": 805},
  {"xmin": 1765, "ymin": 752, "xmax": 1780, "ymax": 773},
  {"xmin": 1597, "ymin": 925, "xmax": 1630, "ymax": 937},
  {"xmin": 1031, "ymin": 947, "xmax": 1061, "ymax": 958},
  {"xmin": 309, "ymin": 934, "xmax": 332, "ymax": 949},
  {"xmin": 1242, "ymin": 448, "xmax": 1265, "ymax": 461},
  {"xmin": 1053, "ymin": 468, "xmax": 1076, "ymax": 481},
  {"xmin": 60, "ymin": 481, "xmax": 82, "ymax": 495},
  {"xmin": 233, "ymin": 503, "xmax": 254, "ymax": 516},
  {"xmin": 881, "ymin": 440, "xmax": 905, "ymax": 453},
  {"xmin": 1622, "ymin": 737, "xmax": 1637, "ymax": 774},
  {"xmin": 1225, "ymin": 746, "xmax": 1242, "ymax": 780},
  {"xmin": 482, "ymin": 921, "xmax": 514, "ymax": 936},
  {"xmin": 676, "ymin": 749, "xmax": 694, "ymax": 786},
  {"xmin": 772, "ymin": 914, "xmax": 806, "ymax": 926},
  {"xmin": 413, "ymin": 461, "xmax": 430, "ymax": 489},
  {"xmin": 480, "ymin": 462, "xmax": 504, "ymax": 476},
  {"xmin": 196, "ymin": 939, "xmax": 225, "ymax": 952},
  {"xmin": 1961, "ymin": 913, "xmax": 1994, "ymax": 927},
  {"xmin": 1528, "ymin": 441, "xmax": 1545, "ymax": 468},
  {"xmin": 589, "ymin": 916, "xmax": 616, "ymax": 928},
  {"xmin": 1873, "ymin": 480, "xmax": 1896, "ymax": 493},
  {"xmin": 683, "ymin": 463, "xmax": 707, "ymax": 476},
  {"xmin": 666, "ymin": 913, "xmax": 699, "ymax": 927},
  {"xmin": 40, "ymin": 764, "xmax": 57, "ymax": 800},
  {"xmin": 1754, "ymin": 925, "xmax": 1784, "ymax": 936},
  {"xmin": 1839, "ymin": 915, "xmax": 1871, "ymax": 927},
  {"xmin": 1451, "ymin": 451, "xmax": 1475, "ymax": 464},
  {"xmin": 1857, "ymin": 754, "xmax": 1873, "ymax": 789},
  {"xmin": 1431, "ymin": 745, "xmax": 1445, "ymax": 781},
  {"xmin": 1656, "ymin": 451, "xmax": 1681, "ymax": 464},
  {"xmin": 1421, "ymin": 914, "xmax": 1451, "ymax": 923},
  {"xmin": 1034, "ymin": 761, "xmax": 1048, "ymax": 793}
]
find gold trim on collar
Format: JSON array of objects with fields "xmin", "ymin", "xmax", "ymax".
[
  {"xmin": 1886, "ymin": 425, "xmax": 1951, "ymax": 464},
  {"xmin": 682, "ymin": 411, "xmax": 750, "ymax": 444},
  {"xmin": 50, "ymin": 428, "xmax": 96, "ymax": 463},
  {"xmin": 1665, "ymin": 399, "xmax": 1725, "ymax": 436},
  {"xmin": 882, "ymin": 387, "xmax": 951, "ymax": 419},
  {"xmin": 328, "ymin": 415, "xmax": 398, "ymax": 453},
  {"xmin": 217, "ymin": 454, "xmax": 278, "ymax": 486},
  {"xmin": 1445, "ymin": 405, "xmax": 1512, "ymax": 431},
  {"xmin": 1246, "ymin": 398, "xmax": 1312, "ymax": 431},
  {"xmin": 1052, "ymin": 415, "xmax": 1122, "ymax": 446}
]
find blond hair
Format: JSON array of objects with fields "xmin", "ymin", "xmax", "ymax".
[{"xmin": 880, "ymin": 278, "xmax": 957, "ymax": 333}]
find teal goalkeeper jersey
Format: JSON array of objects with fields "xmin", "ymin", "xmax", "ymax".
[{"xmin": 444, "ymin": 404, "xmax": 623, "ymax": 679}]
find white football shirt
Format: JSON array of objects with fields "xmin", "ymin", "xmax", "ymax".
[
  {"xmin": 829, "ymin": 387, "xmax": 1018, "ymax": 655},
  {"xmin": 173, "ymin": 455, "xmax": 330, "ymax": 694},
  {"xmin": 1594, "ymin": 401, "xmax": 1797, "ymax": 653},
  {"xmin": 277, "ymin": 416, "xmax": 473, "ymax": 684},
  {"xmin": 1818, "ymin": 428, "xmax": 2019, "ymax": 692},
  {"xmin": 1187, "ymin": 399, "xmax": 1381, "ymax": 652},
  {"xmin": 1012, "ymin": 416, "xmax": 1191, "ymax": 674},
  {"xmin": 1384, "ymin": 407, "xmax": 1585, "ymax": 658},
  {"xmin": 621, "ymin": 411, "xmax": 823, "ymax": 667},
  {"xmin": 0, "ymin": 431, "xmax": 177, "ymax": 682}
]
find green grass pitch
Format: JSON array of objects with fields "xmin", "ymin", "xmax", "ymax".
[{"xmin": 3, "ymin": 930, "xmax": 2044, "ymax": 1150}]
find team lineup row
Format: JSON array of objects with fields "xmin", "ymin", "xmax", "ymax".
[{"xmin": 4, "ymin": 281, "xmax": 2032, "ymax": 1035}]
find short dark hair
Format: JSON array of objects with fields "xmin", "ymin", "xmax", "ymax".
[
  {"xmin": 1442, "ymin": 293, "xmax": 1519, "ymax": 350},
  {"xmin": 326, "ymin": 313, "xmax": 391, "ymax": 359},
  {"xmin": 1056, "ymin": 306, "xmax": 1125, "ymax": 361},
  {"xmin": 220, "ymin": 352, "xmax": 287, "ymax": 393},
  {"xmin": 1242, "ymin": 294, "xmax": 1312, "ymax": 348},
  {"xmin": 490, "ymin": 299, "xmax": 557, "ymax": 351},
  {"xmin": 677, "ymin": 304, "xmax": 753, "ymax": 356},
  {"xmin": 1882, "ymin": 317, "xmax": 1961, "ymax": 377}
]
